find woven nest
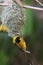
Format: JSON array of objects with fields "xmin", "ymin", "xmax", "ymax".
[{"xmin": 1, "ymin": 0, "xmax": 25, "ymax": 37}]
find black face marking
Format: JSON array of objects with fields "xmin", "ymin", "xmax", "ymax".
[{"xmin": 15, "ymin": 37, "xmax": 20, "ymax": 43}]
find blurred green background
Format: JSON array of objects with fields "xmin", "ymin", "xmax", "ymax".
[{"xmin": 0, "ymin": 0, "xmax": 43, "ymax": 65}]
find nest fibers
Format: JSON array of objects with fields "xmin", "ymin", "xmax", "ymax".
[{"xmin": 1, "ymin": 0, "xmax": 25, "ymax": 37}]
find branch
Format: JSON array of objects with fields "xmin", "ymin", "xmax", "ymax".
[
  {"xmin": 36, "ymin": 0, "xmax": 43, "ymax": 6},
  {"xmin": 0, "ymin": 3, "xmax": 43, "ymax": 11},
  {"xmin": 0, "ymin": 3, "xmax": 11, "ymax": 6},
  {"xmin": 23, "ymin": 5, "xmax": 43, "ymax": 11},
  {"xmin": 14, "ymin": 0, "xmax": 23, "ymax": 7}
]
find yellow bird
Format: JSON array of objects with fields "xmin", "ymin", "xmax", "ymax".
[
  {"xmin": 0, "ymin": 0, "xmax": 30, "ymax": 53},
  {"xmin": 13, "ymin": 35, "xmax": 30, "ymax": 53}
]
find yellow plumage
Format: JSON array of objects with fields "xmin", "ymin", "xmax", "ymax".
[
  {"xmin": 13, "ymin": 36, "xmax": 26, "ymax": 51},
  {"xmin": 0, "ymin": 0, "xmax": 30, "ymax": 54},
  {"xmin": 13, "ymin": 36, "xmax": 30, "ymax": 53},
  {"xmin": 0, "ymin": 24, "xmax": 8, "ymax": 32}
]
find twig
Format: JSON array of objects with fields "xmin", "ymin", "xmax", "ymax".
[
  {"xmin": 36, "ymin": 0, "xmax": 43, "ymax": 6},
  {"xmin": 0, "ymin": 3, "xmax": 43, "ymax": 11},
  {"xmin": 23, "ymin": 5, "xmax": 43, "ymax": 11},
  {"xmin": 0, "ymin": 3, "xmax": 11, "ymax": 6},
  {"xmin": 14, "ymin": 0, "xmax": 23, "ymax": 7}
]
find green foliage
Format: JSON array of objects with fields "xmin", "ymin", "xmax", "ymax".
[
  {"xmin": 0, "ymin": 50, "xmax": 7, "ymax": 65},
  {"xmin": 0, "ymin": 32, "xmax": 18, "ymax": 65},
  {"xmin": 22, "ymin": 9, "xmax": 33, "ymax": 36},
  {"xmin": 0, "ymin": 0, "xmax": 43, "ymax": 65}
]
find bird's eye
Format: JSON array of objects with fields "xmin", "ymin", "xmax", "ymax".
[{"xmin": 15, "ymin": 37, "xmax": 20, "ymax": 43}]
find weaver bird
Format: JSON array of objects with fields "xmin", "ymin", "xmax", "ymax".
[
  {"xmin": 0, "ymin": 0, "xmax": 30, "ymax": 53},
  {"xmin": 13, "ymin": 35, "xmax": 30, "ymax": 53}
]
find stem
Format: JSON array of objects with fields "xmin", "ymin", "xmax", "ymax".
[
  {"xmin": 0, "ymin": 3, "xmax": 11, "ymax": 6},
  {"xmin": 0, "ymin": 3, "xmax": 43, "ymax": 11},
  {"xmin": 23, "ymin": 5, "xmax": 43, "ymax": 11},
  {"xmin": 36, "ymin": 0, "xmax": 43, "ymax": 6}
]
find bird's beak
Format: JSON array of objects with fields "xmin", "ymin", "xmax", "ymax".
[{"xmin": 24, "ymin": 50, "xmax": 30, "ymax": 54}]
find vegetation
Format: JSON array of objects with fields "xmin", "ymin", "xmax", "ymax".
[{"xmin": 0, "ymin": 0, "xmax": 43, "ymax": 65}]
